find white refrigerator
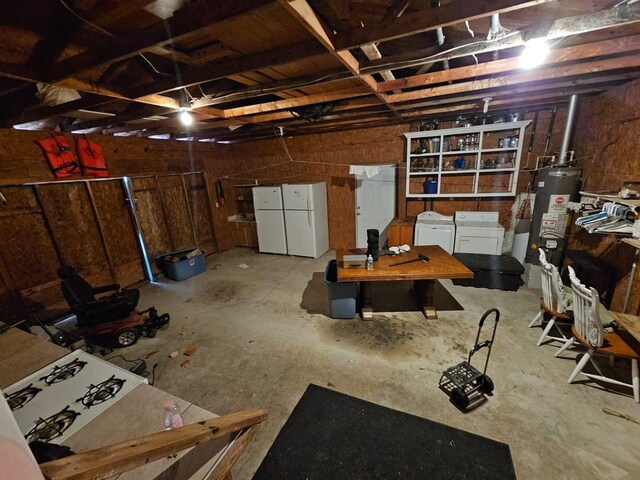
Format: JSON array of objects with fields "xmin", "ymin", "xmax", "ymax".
[
  {"xmin": 253, "ymin": 186, "xmax": 287, "ymax": 254},
  {"xmin": 283, "ymin": 182, "xmax": 329, "ymax": 258}
]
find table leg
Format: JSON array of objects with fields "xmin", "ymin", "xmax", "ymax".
[
  {"xmin": 413, "ymin": 279, "xmax": 437, "ymax": 319},
  {"xmin": 360, "ymin": 281, "xmax": 373, "ymax": 320}
]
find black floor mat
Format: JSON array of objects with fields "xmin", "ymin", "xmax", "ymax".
[{"xmin": 253, "ymin": 384, "xmax": 516, "ymax": 480}]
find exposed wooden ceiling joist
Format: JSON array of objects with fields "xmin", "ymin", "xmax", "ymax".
[
  {"xmin": 131, "ymin": 40, "xmax": 327, "ymax": 99},
  {"xmin": 278, "ymin": 0, "xmax": 403, "ymax": 119},
  {"xmin": 42, "ymin": 1, "xmax": 270, "ymax": 82},
  {"xmin": 387, "ymin": 53, "xmax": 640, "ymax": 104},
  {"xmin": 378, "ymin": 34, "xmax": 640, "ymax": 92},
  {"xmin": 333, "ymin": 0, "xmax": 551, "ymax": 51},
  {"xmin": 361, "ymin": 2, "xmax": 640, "ymax": 75}
]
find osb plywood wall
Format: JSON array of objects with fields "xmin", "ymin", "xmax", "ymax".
[
  {"xmin": 207, "ymin": 109, "xmax": 568, "ymax": 251},
  {"xmin": 571, "ymin": 78, "xmax": 640, "ymax": 314},
  {"xmin": 0, "ymin": 129, "xmax": 222, "ymax": 321}
]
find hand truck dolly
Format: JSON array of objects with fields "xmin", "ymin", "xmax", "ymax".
[{"xmin": 439, "ymin": 308, "xmax": 500, "ymax": 411}]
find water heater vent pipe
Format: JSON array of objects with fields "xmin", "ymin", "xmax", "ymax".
[{"xmin": 558, "ymin": 95, "xmax": 579, "ymax": 165}]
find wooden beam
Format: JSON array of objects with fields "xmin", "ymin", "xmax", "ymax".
[
  {"xmin": 362, "ymin": 2, "xmax": 640, "ymax": 75},
  {"xmin": 379, "ymin": 34, "xmax": 640, "ymax": 92},
  {"xmin": 190, "ymin": 68, "xmax": 351, "ymax": 108},
  {"xmin": 392, "ymin": 72, "xmax": 637, "ymax": 111},
  {"xmin": 334, "ymin": 0, "xmax": 550, "ymax": 50},
  {"xmin": 278, "ymin": 0, "xmax": 400, "ymax": 119},
  {"xmin": 129, "ymin": 40, "xmax": 327, "ymax": 98},
  {"xmin": 387, "ymin": 53, "xmax": 640, "ymax": 104},
  {"xmin": 43, "ymin": 0, "xmax": 270, "ymax": 82},
  {"xmin": 222, "ymin": 88, "xmax": 370, "ymax": 118},
  {"xmin": 39, "ymin": 409, "xmax": 268, "ymax": 480}
]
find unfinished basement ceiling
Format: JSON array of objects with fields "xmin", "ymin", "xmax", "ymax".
[{"xmin": 1, "ymin": 0, "xmax": 640, "ymax": 142}]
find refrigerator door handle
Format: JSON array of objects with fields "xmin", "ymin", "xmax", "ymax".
[
  {"xmin": 306, "ymin": 192, "xmax": 311, "ymax": 212},
  {"xmin": 308, "ymin": 209, "xmax": 311, "ymax": 226}
]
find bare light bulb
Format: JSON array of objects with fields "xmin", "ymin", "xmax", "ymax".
[
  {"xmin": 519, "ymin": 38, "xmax": 550, "ymax": 69},
  {"xmin": 179, "ymin": 110, "xmax": 193, "ymax": 126}
]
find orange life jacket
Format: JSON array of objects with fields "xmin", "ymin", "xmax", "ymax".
[
  {"xmin": 76, "ymin": 136, "xmax": 108, "ymax": 178},
  {"xmin": 35, "ymin": 134, "xmax": 79, "ymax": 178}
]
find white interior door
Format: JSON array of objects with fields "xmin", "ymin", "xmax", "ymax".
[{"xmin": 355, "ymin": 165, "xmax": 395, "ymax": 248}]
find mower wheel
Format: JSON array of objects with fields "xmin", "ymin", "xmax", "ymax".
[
  {"xmin": 450, "ymin": 387, "xmax": 469, "ymax": 410},
  {"xmin": 116, "ymin": 328, "xmax": 139, "ymax": 347},
  {"xmin": 479, "ymin": 374, "xmax": 494, "ymax": 395},
  {"xmin": 145, "ymin": 328, "xmax": 157, "ymax": 338}
]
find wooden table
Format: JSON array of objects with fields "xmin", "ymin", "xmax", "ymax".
[
  {"xmin": 610, "ymin": 311, "xmax": 640, "ymax": 343},
  {"xmin": 336, "ymin": 246, "xmax": 473, "ymax": 320}
]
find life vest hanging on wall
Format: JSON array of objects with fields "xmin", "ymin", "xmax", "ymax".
[
  {"xmin": 35, "ymin": 134, "xmax": 79, "ymax": 178},
  {"xmin": 75, "ymin": 135, "xmax": 108, "ymax": 178}
]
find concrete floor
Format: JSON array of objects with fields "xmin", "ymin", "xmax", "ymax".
[{"xmin": 116, "ymin": 248, "xmax": 640, "ymax": 480}]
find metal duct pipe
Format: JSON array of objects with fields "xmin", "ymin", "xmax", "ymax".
[
  {"xmin": 558, "ymin": 94, "xmax": 579, "ymax": 165},
  {"xmin": 490, "ymin": 15, "xmax": 501, "ymax": 60},
  {"xmin": 435, "ymin": 27, "xmax": 450, "ymax": 72},
  {"xmin": 490, "ymin": 14, "xmax": 501, "ymax": 34}
]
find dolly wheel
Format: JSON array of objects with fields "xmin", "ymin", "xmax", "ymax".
[
  {"xmin": 451, "ymin": 387, "xmax": 469, "ymax": 410},
  {"xmin": 479, "ymin": 375, "xmax": 494, "ymax": 395},
  {"xmin": 116, "ymin": 328, "xmax": 139, "ymax": 347},
  {"xmin": 145, "ymin": 328, "xmax": 157, "ymax": 338}
]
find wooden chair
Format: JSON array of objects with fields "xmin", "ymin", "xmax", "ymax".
[
  {"xmin": 528, "ymin": 249, "xmax": 573, "ymax": 347},
  {"xmin": 38, "ymin": 409, "xmax": 268, "ymax": 480},
  {"xmin": 562, "ymin": 266, "xmax": 639, "ymax": 403}
]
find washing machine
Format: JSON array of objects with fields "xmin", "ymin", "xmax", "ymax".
[
  {"xmin": 454, "ymin": 211, "xmax": 505, "ymax": 255},
  {"xmin": 414, "ymin": 211, "xmax": 455, "ymax": 253}
]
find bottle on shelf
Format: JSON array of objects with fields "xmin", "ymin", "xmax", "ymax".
[{"xmin": 367, "ymin": 254, "xmax": 374, "ymax": 270}]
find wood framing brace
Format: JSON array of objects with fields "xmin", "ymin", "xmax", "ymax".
[{"xmin": 39, "ymin": 409, "xmax": 268, "ymax": 480}]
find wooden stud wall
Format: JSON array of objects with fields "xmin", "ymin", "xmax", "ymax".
[{"xmin": 572, "ymin": 77, "xmax": 640, "ymax": 314}]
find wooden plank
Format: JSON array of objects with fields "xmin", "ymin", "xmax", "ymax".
[
  {"xmin": 333, "ymin": 0, "xmax": 550, "ymax": 50},
  {"xmin": 32, "ymin": 185, "xmax": 65, "ymax": 266},
  {"xmin": 156, "ymin": 175, "xmax": 195, "ymax": 251},
  {"xmin": 387, "ymin": 54, "xmax": 640, "ymax": 104},
  {"xmin": 39, "ymin": 409, "xmax": 268, "ymax": 480},
  {"xmin": 278, "ymin": 0, "xmax": 400, "ymax": 119},
  {"xmin": 153, "ymin": 176, "xmax": 175, "ymax": 251},
  {"xmin": 131, "ymin": 177, "xmax": 172, "ymax": 266},
  {"xmin": 181, "ymin": 174, "xmax": 198, "ymax": 246},
  {"xmin": 207, "ymin": 426, "xmax": 260, "ymax": 480},
  {"xmin": 44, "ymin": 1, "xmax": 271, "ymax": 82},
  {"xmin": 223, "ymin": 88, "xmax": 370, "ymax": 117},
  {"xmin": 84, "ymin": 182, "xmax": 118, "ymax": 285},
  {"xmin": 362, "ymin": 3, "xmax": 640, "ymax": 75},
  {"xmin": 378, "ymin": 35, "xmax": 640, "ymax": 92},
  {"xmin": 37, "ymin": 183, "xmax": 112, "ymax": 287},
  {"xmin": 130, "ymin": 40, "xmax": 327, "ymax": 99},
  {"xmin": 190, "ymin": 68, "xmax": 351, "ymax": 108}
]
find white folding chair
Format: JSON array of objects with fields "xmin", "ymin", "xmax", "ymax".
[
  {"xmin": 528, "ymin": 249, "xmax": 572, "ymax": 347},
  {"xmin": 563, "ymin": 266, "xmax": 639, "ymax": 403}
]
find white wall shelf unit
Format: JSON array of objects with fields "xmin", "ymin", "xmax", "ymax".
[{"xmin": 404, "ymin": 120, "xmax": 531, "ymax": 198}]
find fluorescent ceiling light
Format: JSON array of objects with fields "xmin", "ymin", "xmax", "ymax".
[
  {"xmin": 519, "ymin": 38, "xmax": 550, "ymax": 69},
  {"xmin": 148, "ymin": 134, "xmax": 171, "ymax": 140},
  {"xmin": 176, "ymin": 136, "xmax": 194, "ymax": 142}
]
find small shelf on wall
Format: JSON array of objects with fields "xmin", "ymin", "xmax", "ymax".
[{"xmin": 404, "ymin": 121, "xmax": 531, "ymax": 198}]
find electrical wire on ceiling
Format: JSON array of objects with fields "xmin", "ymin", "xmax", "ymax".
[
  {"xmin": 196, "ymin": 71, "xmax": 350, "ymax": 105},
  {"xmin": 370, "ymin": 30, "xmax": 521, "ymax": 71},
  {"xmin": 56, "ymin": 0, "xmax": 173, "ymax": 77}
]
